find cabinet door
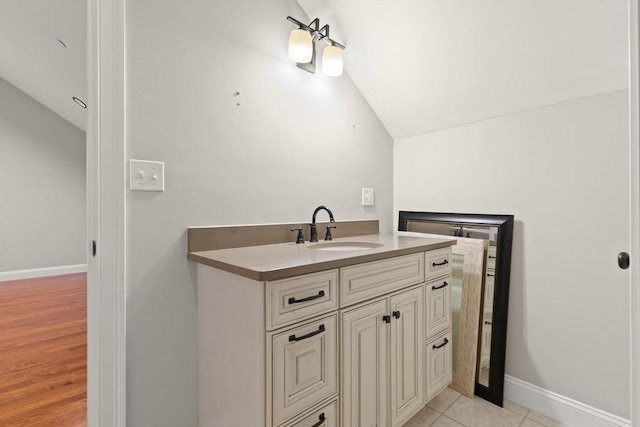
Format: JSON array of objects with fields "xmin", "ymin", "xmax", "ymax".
[
  {"xmin": 283, "ymin": 400, "xmax": 338, "ymax": 427},
  {"xmin": 389, "ymin": 287, "xmax": 424, "ymax": 427},
  {"xmin": 342, "ymin": 299, "xmax": 388, "ymax": 427},
  {"xmin": 425, "ymin": 276, "xmax": 452, "ymax": 340},
  {"xmin": 425, "ymin": 331, "xmax": 453, "ymax": 402},
  {"xmin": 272, "ymin": 315, "xmax": 338, "ymax": 426}
]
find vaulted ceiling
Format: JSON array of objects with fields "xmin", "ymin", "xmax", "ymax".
[
  {"xmin": 0, "ymin": 1, "xmax": 629, "ymax": 139},
  {"xmin": 0, "ymin": 0, "xmax": 86, "ymax": 131},
  {"xmin": 298, "ymin": 0, "xmax": 629, "ymax": 139}
]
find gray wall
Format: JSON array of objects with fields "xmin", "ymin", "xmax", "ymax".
[
  {"xmin": 0, "ymin": 77, "xmax": 86, "ymax": 273},
  {"xmin": 394, "ymin": 90, "xmax": 630, "ymax": 418},
  {"xmin": 125, "ymin": 1, "xmax": 393, "ymax": 425}
]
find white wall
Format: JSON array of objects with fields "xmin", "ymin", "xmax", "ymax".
[
  {"xmin": 0, "ymin": 77, "xmax": 86, "ymax": 273},
  {"xmin": 125, "ymin": 1, "xmax": 393, "ymax": 425},
  {"xmin": 394, "ymin": 90, "xmax": 630, "ymax": 418}
]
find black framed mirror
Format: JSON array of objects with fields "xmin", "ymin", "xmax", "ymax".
[{"xmin": 398, "ymin": 211, "xmax": 514, "ymax": 407}]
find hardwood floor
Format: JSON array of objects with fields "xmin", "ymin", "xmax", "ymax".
[{"xmin": 0, "ymin": 273, "xmax": 86, "ymax": 427}]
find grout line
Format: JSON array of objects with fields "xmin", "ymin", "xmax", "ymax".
[{"xmin": 429, "ymin": 413, "xmax": 443, "ymax": 426}]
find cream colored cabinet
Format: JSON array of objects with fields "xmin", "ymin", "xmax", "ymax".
[
  {"xmin": 342, "ymin": 299, "xmax": 388, "ymax": 427},
  {"xmin": 197, "ymin": 247, "xmax": 452, "ymax": 427},
  {"xmin": 341, "ymin": 285, "xmax": 424, "ymax": 427},
  {"xmin": 271, "ymin": 314, "xmax": 338, "ymax": 426},
  {"xmin": 424, "ymin": 275, "xmax": 453, "ymax": 403},
  {"xmin": 425, "ymin": 276, "xmax": 452, "ymax": 339},
  {"xmin": 389, "ymin": 287, "xmax": 425, "ymax": 427},
  {"xmin": 425, "ymin": 331, "xmax": 453, "ymax": 401},
  {"xmin": 282, "ymin": 400, "xmax": 338, "ymax": 427}
]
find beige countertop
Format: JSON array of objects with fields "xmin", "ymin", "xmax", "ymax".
[{"xmin": 188, "ymin": 233, "xmax": 456, "ymax": 281}]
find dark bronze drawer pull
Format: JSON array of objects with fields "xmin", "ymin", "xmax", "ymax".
[
  {"xmin": 488, "ymin": 255, "xmax": 496, "ymax": 259},
  {"xmin": 487, "ymin": 273, "xmax": 495, "ymax": 277},
  {"xmin": 432, "ymin": 281, "xmax": 448, "ymax": 290},
  {"xmin": 288, "ymin": 290, "xmax": 325, "ymax": 305},
  {"xmin": 432, "ymin": 259, "xmax": 449, "ymax": 267},
  {"xmin": 383, "ymin": 315, "xmax": 391, "ymax": 324},
  {"xmin": 289, "ymin": 324, "xmax": 325, "ymax": 342},
  {"xmin": 432, "ymin": 338, "xmax": 449, "ymax": 349},
  {"xmin": 311, "ymin": 413, "xmax": 326, "ymax": 427},
  {"xmin": 485, "ymin": 320, "xmax": 492, "ymax": 325}
]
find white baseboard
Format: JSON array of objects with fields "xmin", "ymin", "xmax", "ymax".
[
  {"xmin": 504, "ymin": 375, "xmax": 630, "ymax": 427},
  {"xmin": 0, "ymin": 264, "xmax": 88, "ymax": 282}
]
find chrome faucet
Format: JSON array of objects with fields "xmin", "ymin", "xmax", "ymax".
[{"xmin": 309, "ymin": 206, "xmax": 335, "ymax": 242}]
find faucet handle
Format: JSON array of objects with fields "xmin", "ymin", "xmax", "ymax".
[
  {"xmin": 325, "ymin": 225, "xmax": 336, "ymax": 241},
  {"xmin": 290, "ymin": 228, "xmax": 305, "ymax": 244}
]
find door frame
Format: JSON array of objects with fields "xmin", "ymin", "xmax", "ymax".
[
  {"xmin": 86, "ymin": 0, "xmax": 127, "ymax": 425},
  {"xmin": 629, "ymin": 1, "xmax": 639, "ymax": 425}
]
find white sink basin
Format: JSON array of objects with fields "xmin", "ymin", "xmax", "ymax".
[{"xmin": 307, "ymin": 241, "xmax": 384, "ymax": 251}]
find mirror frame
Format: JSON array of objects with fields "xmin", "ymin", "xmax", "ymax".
[{"xmin": 398, "ymin": 211, "xmax": 514, "ymax": 407}]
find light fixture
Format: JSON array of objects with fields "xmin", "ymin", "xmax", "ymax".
[
  {"xmin": 286, "ymin": 16, "xmax": 345, "ymax": 77},
  {"xmin": 288, "ymin": 29, "xmax": 313, "ymax": 63},
  {"xmin": 322, "ymin": 44, "xmax": 343, "ymax": 77}
]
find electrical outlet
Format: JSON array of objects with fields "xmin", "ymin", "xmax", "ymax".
[
  {"xmin": 130, "ymin": 159, "xmax": 165, "ymax": 191},
  {"xmin": 362, "ymin": 188, "xmax": 374, "ymax": 206}
]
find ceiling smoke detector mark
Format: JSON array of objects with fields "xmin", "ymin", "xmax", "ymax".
[
  {"xmin": 130, "ymin": 159, "xmax": 165, "ymax": 192},
  {"xmin": 362, "ymin": 188, "xmax": 374, "ymax": 206},
  {"xmin": 57, "ymin": 39, "xmax": 68, "ymax": 48}
]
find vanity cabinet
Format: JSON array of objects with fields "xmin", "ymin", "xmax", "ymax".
[
  {"xmin": 341, "ymin": 285, "xmax": 425, "ymax": 427},
  {"xmin": 196, "ymin": 246, "xmax": 453, "ymax": 427}
]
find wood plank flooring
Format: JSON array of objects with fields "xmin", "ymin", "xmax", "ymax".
[{"xmin": 0, "ymin": 273, "xmax": 86, "ymax": 427}]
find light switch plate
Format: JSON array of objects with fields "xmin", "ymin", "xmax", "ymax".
[
  {"xmin": 362, "ymin": 188, "xmax": 374, "ymax": 206},
  {"xmin": 130, "ymin": 159, "xmax": 165, "ymax": 191}
]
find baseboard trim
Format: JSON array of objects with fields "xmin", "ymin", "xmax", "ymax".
[
  {"xmin": 504, "ymin": 375, "xmax": 630, "ymax": 427},
  {"xmin": 0, "ymin": 264, "xmax": 88, "ymax": 282}
]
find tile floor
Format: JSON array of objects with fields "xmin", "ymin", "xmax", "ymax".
[{"xmin": 405, "ymin": 388, "xmax": 566, "ymax": 427}]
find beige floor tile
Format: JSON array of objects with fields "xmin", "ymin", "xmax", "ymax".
[
  {"xmin": 521, "ymin": 419, "xmax": 546, "ymax": 427},
  {"xmin": 431, "ymin": 415, "xmax": 465, "ymax": 427},
  {"xmin": 444, "ymin": 395, "xmax": 525, "ymax": 427},
  {"xmin": 404, "ymin": 405, "xmax": 441, "ymax": 427},
  {"xmin": 503, "ymin": 399, "xmax": 529, "ymax": 416},
  {"xmin": 526, "ymin": 411, "xmax": 566, "ymax": 427},
  {"xmin": 427, "ymin": 387, "xmax": 461, "ymax": 413}
]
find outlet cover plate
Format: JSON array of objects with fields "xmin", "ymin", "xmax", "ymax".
[
  {"xmin": 362, "ymin": 188, "xmax": 374, "ymax": 206},
  {"xmin": 130, "ymin": 159, "xmax": 165, "ymax": 191}
]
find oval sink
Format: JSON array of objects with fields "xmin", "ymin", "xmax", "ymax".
[{"xmin": 307, "ymin": 241, "xmax": 384, "ymax": 251}]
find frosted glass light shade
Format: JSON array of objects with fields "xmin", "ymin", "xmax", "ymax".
[
  {"xmin": 322, "ymin": 45, "xmax": 343, "ymax": 77},
  {"xmin": 288, "ymin": 29, "xmax": 313, "ymax": 63}
]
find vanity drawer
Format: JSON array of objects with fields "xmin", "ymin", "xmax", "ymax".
[
  {"xmin": 425, "ymin": 330, "xmax": 453, "ymax": 402},
  {"xmin": 425, "ymin": 248, "xmax": 452, "ymax": 281},
  {"xmin": 282, "ymin": 399, "xmax": 338, "ymax": 427},
  {"xmin": 267, "ymin": 270, "xmax": 338, "ymax": 331},
  {"xmin": 271, "ymin": 314, "xmax": 338, "ymax": 426},
  {"xmin": 340, "ymin": 253, "xmax": 424, "ymax": 307},
  {"xmin": 425, "ymin": 276, "xmax": 452, "ymax": 340}
]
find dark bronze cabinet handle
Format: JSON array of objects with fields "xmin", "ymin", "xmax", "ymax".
[
  {"xmin": 432, "ymin": 337, "xmax": 449, "ymax": 349},
  {"xmin": 488, "ymin": 255, "xmax": 496, "ymax": 259},
  {"xmin": 432, "ymin": 281, "xmax": 448, "ymax": 290},
  {"xmin": 432, "ymin": 259, "xmax": 449, "ymax": 267},
  {"xmin": 311, "ymin": 413, "xmax": 326, "ymax": 427},
  {"xmin": 484, "ymin": 320, "xmax": 492, "ymax": 325},
  {"xmin": 392, "ymin": 310, "xmax": 401, "ymax": 319},
  {"xmin": 487, "ymin": 273, "xmax": 495, "ymax": 277},
  {"xmin": 383, "ymin": 315, "xmax": 391, "ymax": 324},
  {"xmin": 289, "ymin": 290, "xmax": 325, "ymax": 305},
  {"xmin": 289, "ymin": 324, "xmax": 325, "ymax": 342}
]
